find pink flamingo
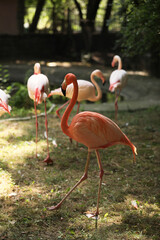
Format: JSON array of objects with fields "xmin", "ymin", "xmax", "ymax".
[
  {"xmin": 27, "ymin": 63, "xmax": 53, "ymax": 165},
  {"xmin": 48, "ymin": 69, "xmax": 105, "ymax": 118},
  {"xmin": 0, "ymin": 89, "xmax": 11, "ymax": 116},
  {"xmin": 109, "ymin": 55, "xmax": 128, "ymax": 120},
  {"xmin": 48, "ymin": 73, "xmax": 137, "ymax": 227}
]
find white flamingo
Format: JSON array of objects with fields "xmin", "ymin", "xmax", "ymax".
[
  {"xmin": 27, "ymin": 63, "xmax": 53, "ymax": 165},
  {"xmin": 48, "ymin": 69, "xmax": 105, "ymax": 118},
  {"xmin": 109, "ymin": 55, "xmax": 128, "ymax": 120},
  {"xmin": 0, "ymin": 89, "xmax": 11, "ymax": 116}
]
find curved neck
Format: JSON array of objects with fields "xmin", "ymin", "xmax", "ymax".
[
  {"xmin": 116, "ymin": 56, "xmax": 122, "ymax": 70},
  {"xmin": 90, "ymin": 72, "xmax": 102, "ymax": 101},
  {"xmin": 61, "ymin": 80, "xmax": 78, "ymax": 136}
]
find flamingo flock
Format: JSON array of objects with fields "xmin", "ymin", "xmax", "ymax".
[{"xmin": 1, "ymin": 56, "xmax": 136, "ymax": 227}]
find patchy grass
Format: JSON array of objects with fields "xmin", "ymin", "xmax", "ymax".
[{"xmin": 0, "ymin": 105, "xmax": 160, "ymax": 240}]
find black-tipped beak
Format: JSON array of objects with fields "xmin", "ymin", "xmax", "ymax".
[
  {"xmin": 61, "ymin": 86, "xmax": 66, "ymax": 96},
  {"xmin": 103, "ymin": 81, "xmax": 106, "ymax": 86}
]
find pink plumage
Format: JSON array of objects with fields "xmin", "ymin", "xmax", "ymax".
[{"xmin": 48, "ymin": 73, "xmax": 137, "ymax": 226}]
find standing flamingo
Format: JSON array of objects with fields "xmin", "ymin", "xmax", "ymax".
[
  {"xmin": 0, "ymin": 89, "xmax": 11, "ymax": 116},
  {"xmin": 109, "ymin": 55, "xmax": 128, "ymax": 120},
  {"xmin": 48, "ymin": 73, "xmax": 137, "ymax": 227},
  {"xmin": 48, "ymin": 69, "xmax": 105, "ymax": 118},
  {"xmin": 27, "ymin": 63, "xmax": 53, "ymax": 165}
]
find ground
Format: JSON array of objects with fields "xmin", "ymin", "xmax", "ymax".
[{"xmin": 0, "ymin": 61, "xmax": 160, "ymax": 240}]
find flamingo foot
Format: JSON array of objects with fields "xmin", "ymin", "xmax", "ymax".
[
  {"xmin": 48, "ymin": 203, "xmax": 61, "ymax": 211},
  {"xmin": 85, "ymin": 211, "xmax": 99, "ymax": 228},
  {"xmin": 43, "ymin": 155, "xmax": 53, "ymax": 165},
  {"xmin": 85, "ymin": 210, "xmax": 99, "ymax": 219}
]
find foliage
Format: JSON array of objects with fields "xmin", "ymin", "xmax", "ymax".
[
  {"xmin": 118, "ymin": 0, "xmax": 160, "ymax": 57},
  {"xmin": 0, "ymin": 65, "xmax": 10, "ymax": 89}
]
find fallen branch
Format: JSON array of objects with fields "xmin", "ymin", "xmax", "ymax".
[{"xmin": 0, "ymin": 104, "xmax": 56, "ymax": 122}]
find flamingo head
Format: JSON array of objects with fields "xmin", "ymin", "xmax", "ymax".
[
  {"xmin": 0, "ymin": 98, "xmax": 11, "ymax": 114},
  {"xmin": 34, "ymin": 63, "xmax": 41, "ymax": 75},
  {"xmin": 35, "ymin": 88, "xmax": 41, "ymax": 104},
  {"xmin": 61, "ymin": 73, "xmax": 77, "ymax": 96}
]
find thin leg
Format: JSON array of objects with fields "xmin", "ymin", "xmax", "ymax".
[
  {"xmin": 77, "ymin": 102, "xmax": 80, "ymax": 114},
  {"xmin": 43, "ymin": 100, "xmax": 53, "ymax": 165},
  {"xmin": 115, "ymin": 90, "xmax": 120, "ymax": 121},
  {"xmin": 56, "ymin": 100, "xmax": 70, "ymax": 119},
  {"xmin": 48, "ymin": 151, "xmax": 91, "ymax": 210},
  {"xmin": 34, "ymin": 101, "xmax": 38, "ymax": 158},
  {"xmin": 95, "ymin": 150, "xmax": 104, "ymax": 228}
]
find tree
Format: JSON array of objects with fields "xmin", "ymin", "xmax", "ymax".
[
  {"xmin": 73, "ymin": 0, "xmax": 102, "ymax": 53},
  {"xmin": 29, "ymin": 0, "xmax": 46, "ymax": 33},
  {"xmin": 118, "ymin": 0, "xmax": 160, "ymax": 75},
  {"xmin": 101, "ymin": 0, "xmax": 114, "ymax": 34}
]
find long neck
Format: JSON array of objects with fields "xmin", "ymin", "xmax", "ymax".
[
  {"xmin": 90, "ymin": 72, "xmax": 102, "ymax": 101},
  {"xmin": 61, "ymin": 80, "xmax": 78, "ymax": 136},
  {"xmin": 117, "ymin": 56, "xmax": 122, "ymax": 70}
]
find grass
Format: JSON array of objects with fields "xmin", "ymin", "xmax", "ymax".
[{"xmin": 0, "ymin": 104, "xmax": 160, "ymax": 240}]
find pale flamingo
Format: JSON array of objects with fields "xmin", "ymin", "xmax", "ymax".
[
  {"xmin": 0, "ymin": 89, "xmax": 11, "ymax": 116},
  {"xmin": 109, "ymin": 55, "xmax": 128, "ymax": 120},
  {"xmin": 48, "ymin": 69, "xmax": 105, "ymax": 118},
  {"xmin": 48, "ymin": 73, "xmax": 137, "ymax": 227},
  {"xmin": 27, "ymin": 63, "xmax": 53, "ymax": 165}
]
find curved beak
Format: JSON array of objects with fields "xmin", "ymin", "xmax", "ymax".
[
  {"xmin": 61, "ymin": 79, "xmax": 67, "ymax": 96},
  {"xmin": 0, "ymin": 100, "xmax": 11, "ymax": 114},
  {"xmin": 48, "ymin": 91, "xmax": 53, "ymax": 98},
  {"xmin": 103, "ymin": 79, "xmax": 106, "ymax": 86},
  {"xmin": 61, "ymin": 86, "xmax": 66, "ymax": 96},
  {"xmin": 111, "ymin": 60, "xmax": 115, "ymax": 68}
]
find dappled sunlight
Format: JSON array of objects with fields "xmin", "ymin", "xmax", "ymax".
[
  {"xmin": 0, "ymin": 169, "xmax": 14, "ymax": 196},
  {"xmin": 0, "ymin": 121, "xmax": 33, "ymax": 140}
]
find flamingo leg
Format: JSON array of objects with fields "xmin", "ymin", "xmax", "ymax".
[
  {"xmin": 95, "ymin": 150, "xmax": 104, "ymax": 228},
  {"xmin": 48, "ymin": 151, "xmax": 91, "ymax": 210},
  {"xmin": 115, "ymin": 90, "xmax": 120, "ymax": 121},
  {"xmin": 34, "ymin": 101, "xmax": 38, "ymax": 158},
  {"xmin": 43, "ymin": 100, "xmax": 53, "ymax": 165},
  {"xmin": 76, "ymin": 102, "xmax": 80, "ymax": 114},
  {"xmin": 56, "ymin": 100, "xmax": 70, "ymax": 119}
]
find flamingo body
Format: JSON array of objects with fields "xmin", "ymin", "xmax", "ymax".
[
  {"xmin": 51, "ymin": 78, "xmax": 103, "ymax": 102},
  {"xmin": 67, "ymin": 111, "xmax": 134, "ymax": 152},
  {"xmin": 0, "ymin": 89, "xmax": 11, "ymax": 116},
  {"xmin": 27, "ymin": 73, "xmax": 49, "ymax": 104},
  {"xmin": 109, "ymin": 69, "xmax": 127, "ymax": 92}
]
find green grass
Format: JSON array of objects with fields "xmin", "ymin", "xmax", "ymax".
[{"xmin": 0, "ymin": 105, "xmax": 160, "ymax": 240}]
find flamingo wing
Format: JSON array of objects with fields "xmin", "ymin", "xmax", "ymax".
[{"xmin": 69, "ymin": 111, "xmax": 127, "ymax": 150}]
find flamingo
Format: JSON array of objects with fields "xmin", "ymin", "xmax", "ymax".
[
  {"xmin": 27, "ymin": 63, "xmax": 53, "ymax": 165},
  {"xmin": 109, "ymin": 55, "xmax": 128, "ymax": 120},
  {"xmin": 48, "ymin": 73, "xmax": 137, "ymax": 227},
  {"xmin": 0, "ymin": 89, "xmax": 11, "ymax": 116},
  {"xmin": 48, "ymin": 69, "xmax": 105, "ymax": 118}
]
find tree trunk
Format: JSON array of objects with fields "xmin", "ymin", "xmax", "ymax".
[
  {"xmin": 29, "ymin": 0, "xmax": 46, "ymax": 33},
  {"xmin": 17, "ymin": 0, "xmax": 25, "ymax": 34},
  {"xmin": 74, "ymin": 0, "xmax": 101, "ymax": 54},
  {"xmin": 101, "ymin": 0, "xmax": 114, "ymax": 34}
]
